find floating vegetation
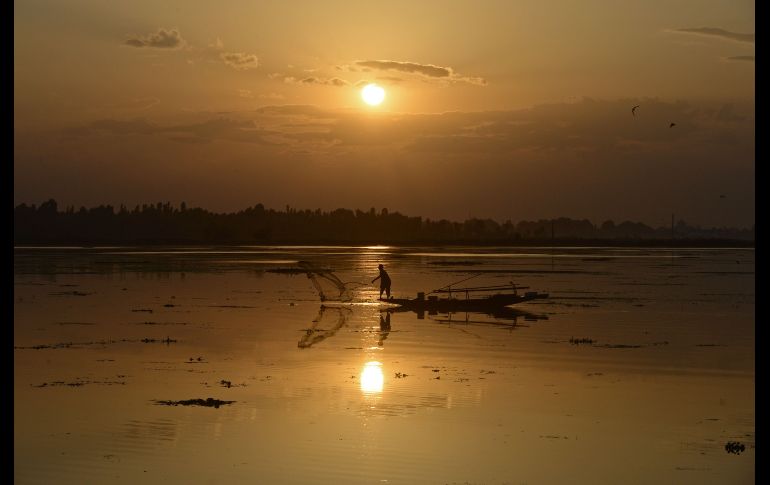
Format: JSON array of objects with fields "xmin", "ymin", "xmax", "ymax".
[
  {"xmin": 427, "ymin": 261, "xmax": 482, "ymax": 266},
  {"xmin": 725, "ymin": 441, "xmax": 746, "ymax": 455},
  {"xmin": 219, "ymin": 379, "xmax": 246, "ymax": 388},
  {"xmin": 33, "ymin": 379, "xmax": 127, "ymax": 387},
  {"xmin": 598, "ymin": 343, "xmax": 642, "ymax": 349},
  {"xmin": 141, "ymin": 337, "xmax": 177, "ymax": 344},
  {"xmin": 15, "ymin": 337, "xmax": 176, "ymax": 350},
  {"xmin": 132, "ymin": 321, "xmax": 189, "ymax": 326},
  {"xmin": 208, "ymin": 305, "xmax": 256, "ymax": 309},
  {"xmin": 153, "ymin": 398, "xmax": 235, "ymax": 408},
  {"xmin": 570, "ymin": 337, "xmax": 595, "ymax": 345}
]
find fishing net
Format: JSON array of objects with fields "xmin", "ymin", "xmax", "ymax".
[
  {"xmin": 297, "ymin": 305, "xmax": 351, "ymax": 349},
  {"xmin": 298, "ymin": 261, "xmax": 353, "ymax": 302}
]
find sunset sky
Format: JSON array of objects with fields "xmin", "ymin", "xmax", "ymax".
[{"xmin": 14, "ymin": 0, "xmax": 754, "ymax": 227}]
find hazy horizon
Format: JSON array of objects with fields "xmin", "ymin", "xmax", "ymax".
[{"xmin": 11, "ymin": 197, "xmax": 756, "ymax": 232}]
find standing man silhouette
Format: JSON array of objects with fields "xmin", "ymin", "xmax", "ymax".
[{"xmin": 372, "ymin": 264, "xmax": 392, "ymax": 299}]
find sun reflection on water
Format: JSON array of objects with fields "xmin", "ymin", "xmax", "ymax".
[{"xmin": 360, "ymin": 361, "xmax": 384, "ymax": 394}]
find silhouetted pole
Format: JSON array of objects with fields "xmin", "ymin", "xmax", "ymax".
[
  {"xmin": 551, "ymin": 220, "xmax": 555, "ymax": 268},
  {"xmin": 670, "ymin": 213, "xmax": 675, "ymax": 265},
  {"xmin": 671, "ymin": 214, "xmax": 674, "ymax": 241}
]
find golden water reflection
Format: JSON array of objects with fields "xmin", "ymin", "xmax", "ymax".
[{"xmin": 360, "ymin": 361, "xmax": 384, "ymax": 394}]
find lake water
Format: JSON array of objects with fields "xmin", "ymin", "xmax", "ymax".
[{"xmin": 14, "ymin": 246, "xmax": 755, "ymax": 484}]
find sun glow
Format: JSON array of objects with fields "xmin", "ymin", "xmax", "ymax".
[
  {"xmin": 361, "ymin": 84, "xmax": 385, "ymax": 106},
  {"xmin": 360, "ymin": 361, "xmax": 384, "ymax": 394}
]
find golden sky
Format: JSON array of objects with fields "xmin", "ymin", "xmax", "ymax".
[{"xmin": 14, "ymin": 0, "xmax": 754, "ymax": 227}]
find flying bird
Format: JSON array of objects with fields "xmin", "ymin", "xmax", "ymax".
[
  {"xmin": 631, "ymin": 105, "xmax": 640, "ymax": 116},
  {"xmin": 669, "ymin": 122, "xmax": 676, "ymax": 128}
]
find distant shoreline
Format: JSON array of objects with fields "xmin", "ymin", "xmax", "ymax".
[
  {"xmin": 13, "ymin": 239, "xmax": 754, "ymax": 249},
  {"xmin": 14, "ymin": 200, "xmax": 754, "ymax": 247}
]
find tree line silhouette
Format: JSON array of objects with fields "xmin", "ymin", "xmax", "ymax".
[{"xmin": 14, "ymin": 199, "xmax": 754, "ymax": 246}]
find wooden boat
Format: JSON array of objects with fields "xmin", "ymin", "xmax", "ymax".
[{"xmin": 380, "ymin": 282, "xmax": 548, "ymax": 313}]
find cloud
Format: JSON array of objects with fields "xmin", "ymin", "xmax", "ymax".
[
  {"xmin": 725, "ymin": 55, "xmax": 754, "ymax": 62},
  {"xmin": 86, "ymin": 117, "xmax": 279, "ymax": 145},
  {"xmin": 221, "ymin": 52, "xmax": 259, "ymax": 70},
  {"xmin": 23, "ymin": 98, "xmax": 753, "ymax": 227},
  {"xmin": 287, "ymin": 77, "xmax": 350, "ymax": 87},
  {"xmin": 259, "ymin": 92, "xmax": 285, "ymax": 100},
  {"xmin": 105, "ymin": 97, "xmax": 161, "ymax": 112},
  {"xmin": 209, "ymin": 37, "xmax": 224, "ymax": 50},
  {"xmin": 124, "ymin": 28, "xmax": 185, "ymax": 49},
  {"xmin": 375, "ymin": 76, "xmax": 404, "ymax": 84},
  {"xmin": 353, "ymin": 59, "xmax": 486, "ymax": 85},
  {"xmin": 71, "ymin": 99, "xmax": 753, "ymax": 155},
  {"xmin": 355, "ymin": 60, "xmax": 451, "ymax": 78},
  {"xmin": 455, "ymin": 76, "xmax": 487, "ymax": 86},
  {"xmin": 674, "ymin": 27, "xmax": 754, "ymax": 44}
]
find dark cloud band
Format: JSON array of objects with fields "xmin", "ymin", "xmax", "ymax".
[{"xmin": 124, "ymin": 28, "xmax": 185, "ymax": 49}]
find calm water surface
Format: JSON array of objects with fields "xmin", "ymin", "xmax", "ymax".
[{"xmin": 14, "ymin": 246, "xmax": 754, "ymax": 484}]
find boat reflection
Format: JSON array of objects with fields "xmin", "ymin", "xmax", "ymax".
[
  {"xmin": 383, "ymin": 305, "xmax": 548, "ymax": 328},
  {"xmin": 297, "ymin": 305, "xmax": 351, "ymax": 349}
]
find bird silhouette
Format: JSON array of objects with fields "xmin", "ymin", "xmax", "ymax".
[
  {"xmin": 632, "ymin": 105, "xmax": 640, "ymax": 116},
  {"xmin": 669, "ymin": 122, "xmax": 676, "ymax": 128}
]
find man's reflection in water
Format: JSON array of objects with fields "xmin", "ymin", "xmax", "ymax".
[{"xmin": 378, "ymin": 312, "xmax": 391, "ymax": 346}]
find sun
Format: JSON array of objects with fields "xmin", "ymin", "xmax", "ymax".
[{"xmin": 361, "ymin": 83, "xmax": 385, "ymax": 106}]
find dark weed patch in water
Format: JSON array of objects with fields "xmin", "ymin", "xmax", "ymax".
[
  {"xmin": 217, "ymin": 379, "xmax": 247, "ymax": 388},
  {"xmin": 597, "ymin": 343, "xmax": 643, "ymax": 349},
  {"xmin": 570, "ymin": 337, "xmax": 595, "ymax": 345},
  {"xmin": 208, "ymin": 305, "xmax": 257, "ymax": 308},
  {"xmin": 130, "ymin": 321, "xmax": 190, "ymax": 326},
  {"xmin": 33, "ymin": 379, "xmax": 127, "ymax": 387},
  {"xmin": 153, "ymin": 398, "xmax": 235, "ymax": 408},
  {"xmin": 15, "ymin": 337, "xmax": 177, "ymax": 349},
  {"xmin": 724, "ymin": 441, "xmax": 746, "ymax": 454},
  {"xmin": 427, "ymin": 261, "xmax": 482, "ymax": 266}
]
